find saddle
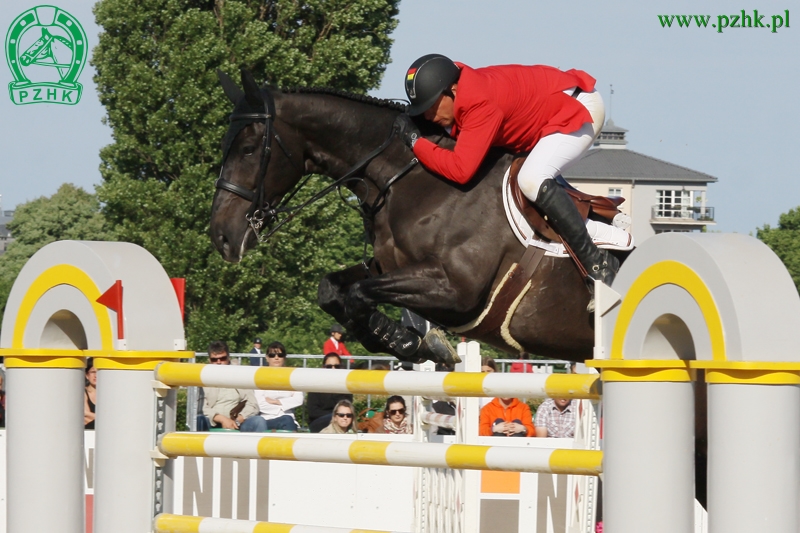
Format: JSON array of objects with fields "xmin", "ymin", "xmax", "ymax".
[{"xmin": 507, "ymin": 155, "xmax": 625, "ymax": 241}]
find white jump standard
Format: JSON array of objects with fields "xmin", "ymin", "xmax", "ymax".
[{"xmin": 591, "ymin": 233, "xmax": 800, "ymax": 533}]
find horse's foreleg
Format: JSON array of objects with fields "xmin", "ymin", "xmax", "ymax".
[
  {"xmin": 318, "ymin": 264, "xmax": 387, "ymax": 353},
  {"xmin": 343, "ymin": 259, "xmax": 473, "ymax": 365}
]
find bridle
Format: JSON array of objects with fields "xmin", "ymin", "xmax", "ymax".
[{"xmin": 215, "ymin": 87, "xmax": 418, "ymax": 243}]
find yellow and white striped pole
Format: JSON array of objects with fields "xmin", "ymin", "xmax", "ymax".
[
  {"xmin": 158, "ymin": 433, "xmax": 603, "ymax": 476},
  {"xmin": 155, "ymin": 362, "xmax": 600, "ymax": 399},
  {"xmin": 153, "ymin": 514, "xmax": 398, "ymax": 533}
]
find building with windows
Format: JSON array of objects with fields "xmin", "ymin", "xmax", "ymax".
[{"xmin": 563, "ymin": 120, "xmax": 717, "ymax": 242}]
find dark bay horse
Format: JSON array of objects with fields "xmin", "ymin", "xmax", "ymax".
[{"xmin": 210, "ymin": 70, "xmax": 598, "ymax": 365}]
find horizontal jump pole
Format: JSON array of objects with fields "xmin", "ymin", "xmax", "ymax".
[
  {"xmin": 158, "ymin": 433, "xmax": 602, "ymax": 476},
  {"xmin": 155, "ymin": 363, "xmax": 601, "ymax": 399},
  {"xmin": 153, "ymin": 514, "xmax": 398, "ymax": 533}
]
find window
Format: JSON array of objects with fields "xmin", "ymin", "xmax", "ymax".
[
  {"xmin": 608, "ymin": 188, "xmax": 622, "ymax": 197},
  {"xmin": 656, "ymin": 190, "xmax": 691, "ymax": 218}
]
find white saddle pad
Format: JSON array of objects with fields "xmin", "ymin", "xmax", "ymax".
[{"xmin": 501, "ymin": 166, "xmax": 635, "ymax": 257}]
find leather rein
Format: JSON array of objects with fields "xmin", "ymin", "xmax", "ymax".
[{"xmin": 215, "ymin": 88, "xmax": 418, "ymax": 243}]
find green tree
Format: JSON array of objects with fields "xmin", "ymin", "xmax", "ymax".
[
  {"xmin": 0, "ymin": 184, "xmax": 110, "ymax": 323},
  {"xmin": 92, "ymin": 0, "xmax": 399, "ymax": 353},
  {"xmin": 757, "ymin": 207, "xmax": 800, "ymax": 294}
]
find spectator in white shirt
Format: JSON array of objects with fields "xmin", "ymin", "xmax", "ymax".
[{"xmin": 253, "ymin": 341, "xmax": 302, "ymax": 431}]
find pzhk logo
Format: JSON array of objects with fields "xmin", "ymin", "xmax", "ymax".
[{"xmin": 5, "ymin": 5, "xmax": 87, "ymax": 105}]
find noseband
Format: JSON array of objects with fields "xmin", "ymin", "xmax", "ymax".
[{"xmin": 215, "ymin": 87, "xmax": 418, "ymax": 243}]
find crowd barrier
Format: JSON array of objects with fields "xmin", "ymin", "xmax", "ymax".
[{"xmin": 2, "ymin": 233, "xmax": 799, "ymax": 533}]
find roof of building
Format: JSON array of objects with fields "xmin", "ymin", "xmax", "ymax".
[
  {"xmin": 563, "ymin": 148, "xmax": 718, "ymax": 183},
  {"xmin": 562, "ymin": 120, "xmax": 718, "ymax": 184}
]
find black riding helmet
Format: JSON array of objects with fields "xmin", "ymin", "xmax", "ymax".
[{"xmin": 405, "ymin": 54, "xmax": 461, "ymax": 116}]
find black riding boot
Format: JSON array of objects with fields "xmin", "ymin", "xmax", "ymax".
[{"xmin": 536, "ymin": 179, "xmax": 619, "ymax": 288}]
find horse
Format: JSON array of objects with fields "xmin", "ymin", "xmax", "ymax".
[{"xmin": 210, "ymin": 70, "xmax": 607, "ymax": 366}]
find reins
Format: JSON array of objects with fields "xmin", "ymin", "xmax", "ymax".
[{"xmin": 215, "ymin": 87, "xmax": 419, "ymax": 243}]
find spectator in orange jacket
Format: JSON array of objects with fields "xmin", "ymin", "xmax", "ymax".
[{"xmin": 479, "ymin": 397, "xmax": 534, "ymax": 437}]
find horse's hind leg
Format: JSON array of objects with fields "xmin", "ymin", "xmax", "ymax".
[{"xmin": 318, "ymin": 264, "xmax": 387, "ymax": 354}]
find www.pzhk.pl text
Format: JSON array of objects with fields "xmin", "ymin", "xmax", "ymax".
[{"xmin": 658, "ymin": 10, "xmax": 790, "ymax": 33}]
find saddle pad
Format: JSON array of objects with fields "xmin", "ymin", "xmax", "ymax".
[{"xmin": 502, "ymin": 166, "xmax": 635, "ymax": 257}]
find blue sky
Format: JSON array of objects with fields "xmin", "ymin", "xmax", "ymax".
[{"xmin": 2, "ymin": 0, "xmax": 798, "ymax": 235}]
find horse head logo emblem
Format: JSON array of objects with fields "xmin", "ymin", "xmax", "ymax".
[{"xmin": 5, "ymin": 5, "xmax": 88, "ymax": 105}]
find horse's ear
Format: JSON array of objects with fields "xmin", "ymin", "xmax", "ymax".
[
  {"xmin": 240, "ymin": 69, "xmax": 264, "ymax": 108},
  {"xmin": 216, "ymin": 69, "xmax": 244, "ymax": 104}
]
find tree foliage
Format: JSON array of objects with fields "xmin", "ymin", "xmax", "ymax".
[
  {"xmin": 0, "ymin": 184, "xmax": 110, "ymax": 322},
  {"xmin": 757, "ymin": 207, "xmax": 800, "ymax": 294},
  {"xmin": 91, "ymin": 0, "xmax": 399, "ymax": 353}
]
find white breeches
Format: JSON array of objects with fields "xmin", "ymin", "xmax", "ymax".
[{"xmin": 517, "ymin": 89, "xmax": 605, "ymax": 201}]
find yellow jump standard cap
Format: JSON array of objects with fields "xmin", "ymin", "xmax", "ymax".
[{"xmin": 587, "ymin": 360, "xmax": 695, "ymax": 382}]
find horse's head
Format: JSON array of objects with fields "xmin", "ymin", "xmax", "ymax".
[{"xmin": 210, "ymin": 70, "xmax": 304, "ymax": 262}]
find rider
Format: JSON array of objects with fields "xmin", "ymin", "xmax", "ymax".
[{"xmin": 397, "ymin": 54, "xmax": 618, "ymax": 290}]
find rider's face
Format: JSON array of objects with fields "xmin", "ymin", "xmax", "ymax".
[{"xmin": 423, "ymin": 85, "xmax": 457, "ymax": 128}]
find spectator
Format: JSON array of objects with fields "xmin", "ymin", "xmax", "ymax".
[
  {"xmin": 306, "ymin": 353, "xmax": 353, "ymax": 433},
  {"xmin": 84, "ymin": 357, "xmax": 97, "ymax": 430},
  {"xmin": 510, "ymin": 352, "xmax": 534, "ymax": 373},
  {"xmin": 535, "ymin": 398, "xmax": 576, "ymax": 438},
  {"xmin": 199, "ymin": 341, "xmax": 265, "ymax": 432},
  {"xmin": 479, "ymin": 397, "xmax": 534, "ymax": 437},
  {"xmin": 249, "ymin": 337, "xmax": 264, "ymax": 366},
  {"xmin": 253, "ymin": 342, "xmax": 303, "ymax": 431},
  {"xmin": 382, "ymin": 395, "xmax": 412, "ymax": 434},
  {"xmin": 479, "ymin": 357, "xmax": 496, "ymax": 408},
  {"xmin": 322, "ymin": 324, "xmax": 351, "ymax": 359},
  {"xmin": 320, "ymin": 399, "xmax": 357, "ymax": 434}
]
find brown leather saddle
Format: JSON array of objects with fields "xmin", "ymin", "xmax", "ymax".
[{"xmin": 508, "ymin": 155, "xmax": 625, "ymax": 241}]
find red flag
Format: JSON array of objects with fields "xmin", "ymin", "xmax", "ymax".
[
  {"xmin": 170, "ymin": 278, "xmax": 186, "ymax": 322},
  {"xmin": 97, "ymin": 280, "xmax": 124, "ymax": 339}
]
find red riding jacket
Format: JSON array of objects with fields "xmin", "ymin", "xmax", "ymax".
[{"xmin": 412, "ymin": 63, "xmax": 596, "ymax": 185}]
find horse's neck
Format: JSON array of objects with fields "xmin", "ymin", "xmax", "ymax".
[{"xmin": 282, "ymin": 94, "xmax": 398, "ymax": 179}]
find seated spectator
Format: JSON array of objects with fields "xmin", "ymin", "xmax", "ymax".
[
  {"xmin": 307, "ymin": 353, "xmax": 353, "ymax": 433},
  {"xmin": 535, "ymin": 398, "xmax": 576, "ymax": 438},
  {"xmin": 84, "ymin": 358, "xmax": 97, "ymax": 430},
  {"xmin": 479, "ymin": 397, "xmax": 534, "ymax": 437},
  {"xmin": 510, "ymin": 352, "xmax": 534, "ymax": 373},
  {"xmin": 320, "ymin": 399, "xmax": 357, "ymax": 434},
  {"xmin": 253, "ymin": 341, "xmax": 303, "ymax": 431},
  {"xmin": 198, "ymin": 341, "xmax": 265, "ymax": 432},
  {"xmin": 382, "ymin": 395, "xmax": 412, "ymax": 434},
  {"xmin": 479, "ymin": 357, "xmax": 497, "ymax": 408}
]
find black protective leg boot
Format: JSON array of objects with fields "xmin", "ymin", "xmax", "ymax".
[
  {"xmin": 368, "ymin": 312, "xmax": 425, "ymax": 363},
  {"xmin": 536, "ymin": 179, "xmax": 619, "ymax": 289}
]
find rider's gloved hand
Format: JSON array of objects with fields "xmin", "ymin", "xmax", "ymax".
[{"xmin": 394, "ymin": 114, "xmax": 422, "ymax": 149}]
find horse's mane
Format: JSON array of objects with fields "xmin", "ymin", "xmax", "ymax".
[{"xmin": 279, "ymin": 86, "xmax": 408, "ymax": 112}]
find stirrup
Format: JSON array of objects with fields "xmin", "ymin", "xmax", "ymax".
[{"xmin": 585, "ymin": 251, "xmax": 619, "ymax": 312}]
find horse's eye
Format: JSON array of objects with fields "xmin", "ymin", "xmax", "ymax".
[{"xmin": 243, "ymin": 145, "xmax": 256, "ymax": 156}]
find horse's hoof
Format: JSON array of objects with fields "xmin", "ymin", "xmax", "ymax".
[{"xmin": 418, "ymin": 329, "xmax": 461, "ymax": 366}]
